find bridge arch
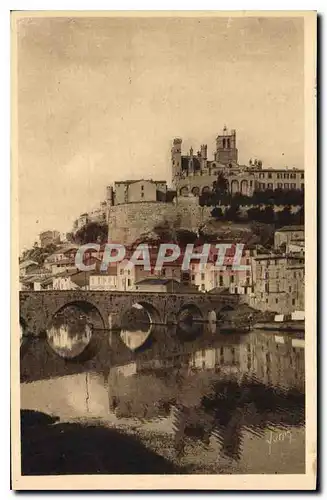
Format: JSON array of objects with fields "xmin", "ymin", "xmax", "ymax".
[
  {"xmin": 20, "ymin": 316, "xmax": 29, "ymax": 350},
  {"xmin": 177, "ymin": 302, "xmax": 204, "ymax": 340},
  {"xmin": 120, "ymin": 301, "xmax": 161, "ymax": 352},
  {"xmin": 46, "ymin": 300, "xmax": 106, "ymax": 361}
]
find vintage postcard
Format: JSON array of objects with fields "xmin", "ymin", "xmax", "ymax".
[{"xmin": 11, "ymin": 11, "xmax": 317, "ymax": 490}]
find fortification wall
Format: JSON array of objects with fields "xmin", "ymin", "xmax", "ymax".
[{"xmin": 107, "ymin": 200, "xmax": 212, "ymax": 245}]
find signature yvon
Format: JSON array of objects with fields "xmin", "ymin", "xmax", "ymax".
[{"xmin": 266, "ymin": 430, "xmax": 293, "ymax": 455}]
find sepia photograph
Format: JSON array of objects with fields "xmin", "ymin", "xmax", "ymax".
[{"xmin": 11, "ymin": 11, "xmax": 317, "ymax": 490}]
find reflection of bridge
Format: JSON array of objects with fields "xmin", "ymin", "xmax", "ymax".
[{"xmin": 20, "ymin": 291, "xmax": 242, "ymax": 383}]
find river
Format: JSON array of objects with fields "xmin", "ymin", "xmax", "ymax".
[{"xmin": 20, "ymin": 317, "xmax": 305, "ymax": 475}]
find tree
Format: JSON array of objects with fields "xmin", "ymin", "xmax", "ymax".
[
  {"xmin": 277, "ymin": 205, "xmax": 292, "ymax": 227},
  {"xmin": 211, "ymin": 206, "xmax": 223, "ymax": 219},
  {"xmin": 261, "ymin": 205, "xmax": 275, "ymax": 224},
  {"xmin": 74, "ymin": 221, "xmax": 108, "ymax": 245},
  {"xmin": 212, "ymin": 172, "xmax": 229, "ymax": 205},
  {"xmin": 224, "ymin": 204, "xmax": 240, "ymax": 222}
]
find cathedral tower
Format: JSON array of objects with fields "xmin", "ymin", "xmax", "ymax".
[
  {"xmin": 215, "ymin": 126, "xmax": 238, "ymax": 165},
  {"xmin": 171, "ymin": 137, "xmax": 182, "ymax": 188}
]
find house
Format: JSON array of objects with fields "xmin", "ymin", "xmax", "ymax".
[
  {"xmin": 274, "ymin": 226, "xmax": 305, "ymax": 249},
  {"xmin": 251, "ymin": 253, "xmax": 304, "ymax": 314},
  {"xmin": 52, "ymin": 269, "xmax": 92, "ymax": 290},
  {"xmin": 89, "ymin": 266, "xmax": 118, "ymax": 291},
  {"xmin": 19, "ymin": 260, "xmax": 39, "ymax": 277},
  {"xmin": 190, "ymin": 244, "xmax": 256, "ymax": 294},
  {"xmin": 44, "ymin": 245, "xmax": 79, "ymax": 274}
]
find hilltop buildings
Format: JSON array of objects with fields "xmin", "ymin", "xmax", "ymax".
[
  {"xmin": 39, "ymin": 230, "xmax": 61, "ymax": 248},
  {"xmin": 171, "ymin": 127, "xmax": 304, "ymax": 198}
]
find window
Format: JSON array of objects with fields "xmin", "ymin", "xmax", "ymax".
[
  {"xmin": 289, "ymin": 286, "xmax": 292, "ymax": 292},
  {"xmin": 301, "ymin": 173, "xmax": 304, "ymax": 179},
  {"xmin": 284, "ymin": 173, "xmax": 289, "ymax": 179},
  {"xmin": 301, "ymin": 183, "xmax": 304, "ymax": 190},
  {"xmin": 120, "ymin": 269, "xmax": 123, "ymax": 275},
  {"xmin": 219, "ymin": 276, "xmax": 224, "ymax": 286},
  {"xmin": 292, "ymin": 299, "xmax": 296, "ymax": 305},
  {"xmin": 250, "ymin": 181, "xmax": 253, "ymax": 187},
  {"xmin": 268, "ymin": 183, "xmax": 273, "ymax": 189},
  {"xmin": 201, "ymin": 284, "xmax": 205, "ymax": 291},
  {"xmin": 275, "ymin": 298, "xmax": 278, "ymax": 304},
  {"xmin": 231, "ymin": 275, "xmax": 234, "ymax": 283},
  {"xmin": 261, "ymin": 183, "xmax": 266, "ymax": 189},
  {"xmin": 259, "ymin": 173, "xmax": 265, "ymax": 179},
  {"xmin": 141, "ymin": 192, "xmax": 144, "ymax": 198},
  {"xmin": 127, "ymin": 279, "xmax": 131, "ymax": 286},
  {"xmin": 201, "ymin": 273, "xmax": 205, "ymax": 281},
  {"xmin": 277, "ymin": 173, "xmax": 281, "ymax": 179},
  {"xmin": 284, "ymin": 183, "xmax": 289, "ymax": 189},
  {"xmin": 202, "ymin": 349, "xmax": 206, "ymax": 357},
  {"xmin": 268, "ymin": 173, "xmax": 272, "ymax": 179},
  {"xmin": 291, "ymin": 183, "xmax": 296, "ymax": 189},
  {"xmin": 277, "ymin": 183, "xmax": 283, "ymax": 188},
  {"xmin": 191, "ymin": 274, "xmax": 195, "ymax": 281}
]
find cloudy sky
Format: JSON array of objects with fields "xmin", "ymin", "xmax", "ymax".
[{"xmin": 17, "ymin": 15, "xmax": 304, "ymax": 250}]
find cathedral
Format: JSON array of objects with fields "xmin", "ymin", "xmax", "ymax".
[{"xmin": 171, "ymin": 127, "xmax": 304, "ymax": 198}]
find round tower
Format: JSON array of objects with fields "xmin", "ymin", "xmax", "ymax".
[{"xmin": 106, "ymin": 185, "xmax": 114, "ymax": 207}]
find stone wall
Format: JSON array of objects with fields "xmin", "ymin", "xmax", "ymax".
[{"xmin": 107, "ymin": 199, "xmax": 212, "ymax": 245}]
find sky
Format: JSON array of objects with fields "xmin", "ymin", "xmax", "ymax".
[{"xmin": 17, "ymin": 15, "xmax": 304, "ymax": 251}]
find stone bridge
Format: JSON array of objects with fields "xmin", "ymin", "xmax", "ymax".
[{"xmin": 20, "ymin": 290, "xmax": 243, "ymax": 383}]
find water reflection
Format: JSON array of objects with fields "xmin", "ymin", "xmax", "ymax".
[
  {"xmin": 106, "ymin": 330, "xmax": 305, "ymax": 472},
  {"xmin": 46, "ymin": 303, "xmax": 102, "ymax": 358},
  {"xmin": 23, "ymin": 327, "xmax": 305, "ymax": 473},
  {"xmin": 120, "ymin": 303, "xmax": 152, "ymax": 350}
]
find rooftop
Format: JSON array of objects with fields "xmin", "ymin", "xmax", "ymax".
[
  {"xmin": 19, "ymin": 260, "xmax": 38, "ymax": 269},
  {"xmin": 115, "ymin": 179, "xmax": 167, "ymax": 186},
  {"xmin": 135, "ymin": 278, "xmax": 181, "ymax": 286},
  {"xmin": 276, "ymin": 225, "xmax": 304, "ymax": 233}
]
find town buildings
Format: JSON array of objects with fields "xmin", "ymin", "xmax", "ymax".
[
  {"xmin": 250, "ymin": 253, "xmax": 304, "ymax": 314},
  {"xmin": 274, "ymin": 225, "xmax": 305, "ymax": 250}
]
